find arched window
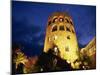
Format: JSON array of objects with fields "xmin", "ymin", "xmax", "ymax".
[
  {"xmin": 65, "ymin": 18, "xmax": 70, "ymax": 23},
  {"xmin": 59, "ymin": 26, "xmax": 65, "ymax": 31},
  {"xmin": 72, "ymin": 29, "xmax": 75, "ymax": 33},
  {"xmin": 70, "ymin": 21, "xmax": 73, "ymax": 25},
  {"xmin": 59, "ymin": 18, "xmax": 64, "ymax": 22},
  {"xmin": 52, "ymin": 25, "xmax": 57, "ymax": 32},
  {"xmin": 66, "ymin": 27, "xmax": 71, "ymax": 32},
  {"xmin": 53, "ymin": 18, "xmax": 58, "ymax": 23}
]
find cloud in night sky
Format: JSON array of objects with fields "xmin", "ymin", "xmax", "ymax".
[{"xmin": 12, "ymin": 1, "xmax": 96, "ymax": 56}]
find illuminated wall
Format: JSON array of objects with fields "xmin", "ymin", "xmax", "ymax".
[{"xmin": 44, "ymin": 12, "xmax": 81, "ymax": 69}]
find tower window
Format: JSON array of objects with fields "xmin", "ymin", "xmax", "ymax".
[
  {"xmin": 70, "ymin": 21, "xmax": 73, "ymax": 25},
  {"xmin": 48, "ymin": 21, "xmax": 51, "ymax": 25},
  {"xmin": 67, "ymin": 35, "xmax": 70, "ymax": 39},
  {"xmin": 52, "ymin": 26, "xmax": 57, "ymax": 32},
  {"xmin": 65, "ymin": 18, "xmax": 69, "ymax": 23},
  {"xmin": 53, "ymin": 18, "xmax": 58, "ymax": 23},
  {"xmin": 59, "ymin": 18, "xmax": 64, "ymax": 22},
  {"xmin": 72, "ymin": 29, "xmax": 75, "ymax": 33},
  {"xmin": 71, "ymin": 27, "xmax": 75, "ymax": 33},
  {"xmin": 66, "ymin": 27, "xmax": 71, "ymax": 32},
  {"xmin": 59, "ymin": 26, "xmax": 64, "ymax": 31}
]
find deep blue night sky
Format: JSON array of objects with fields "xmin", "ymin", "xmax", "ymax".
[{"xmin": 12, "ymin": 1, "xmax": 96, "ymax": 56}]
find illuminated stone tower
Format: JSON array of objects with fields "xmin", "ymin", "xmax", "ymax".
[{"xmin": 44, "ymin": 12, "xmax": 81, "ymax": 69}]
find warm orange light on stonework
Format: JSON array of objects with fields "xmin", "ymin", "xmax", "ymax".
[{"xmin": 44, "ymin": 12, "xmax": 81, "ymax": 69}]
